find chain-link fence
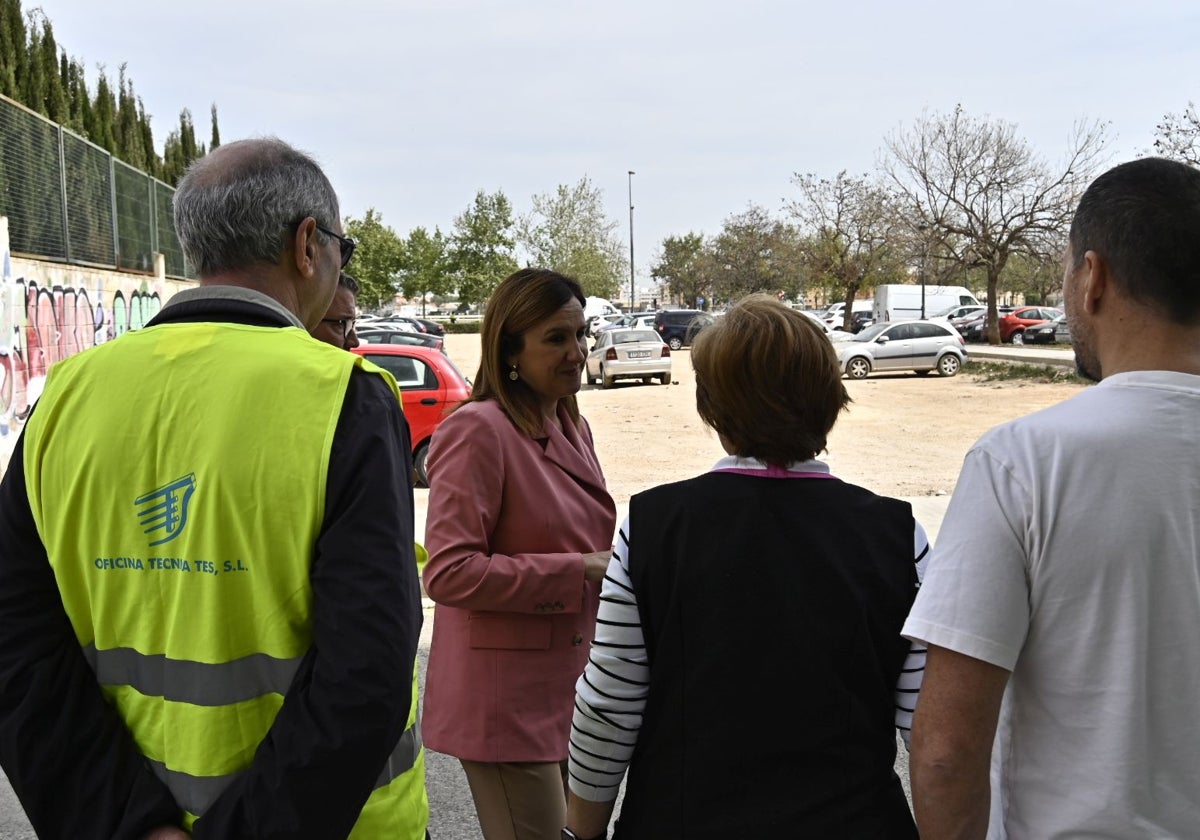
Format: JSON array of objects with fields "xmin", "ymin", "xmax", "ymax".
[{"xmin": 0, "ymin": 94, "xmax": 193, "ymax": 279}]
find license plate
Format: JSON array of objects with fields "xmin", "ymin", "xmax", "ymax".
[{"xmin": 627, "ymin": 350, "xmax": 651, "ymax": 359}]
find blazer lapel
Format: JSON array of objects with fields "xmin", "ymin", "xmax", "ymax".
[{"xmin": 538, "ymin": 411, "xmax": 607, "ymax": 497}]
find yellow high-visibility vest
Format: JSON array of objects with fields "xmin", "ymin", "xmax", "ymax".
[{"xmin": 23, "ymin": 322, "xmax": 427, "ymax": 837}]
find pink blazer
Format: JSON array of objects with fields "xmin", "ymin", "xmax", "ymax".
[{"xmin": 422, "ymin": 399, "xmax": 616, "ymax": 762}]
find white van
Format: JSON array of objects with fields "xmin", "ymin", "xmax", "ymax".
[{"xmin": 873, "ymin": 284, "xmax": 979, "ymax": 323}]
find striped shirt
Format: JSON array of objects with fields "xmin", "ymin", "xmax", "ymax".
[{"xmin": 568, "ymin": 456, "xmax": 930, "ymax": 801}]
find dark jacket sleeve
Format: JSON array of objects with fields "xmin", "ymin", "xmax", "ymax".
[
  {"xmin": 0, "ymin": 427, "xmax": 183, "ymax": 839},
  {"xmin": 193, "ymin": 368, "xmax": 423, "ymax": 839}
]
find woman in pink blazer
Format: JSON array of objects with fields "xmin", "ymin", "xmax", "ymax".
[{"xmin": 423, "ymin": 268, "xmax": 617, "ymax": 840}]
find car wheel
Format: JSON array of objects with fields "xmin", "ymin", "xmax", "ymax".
[
  {"xmin": 413, "ymin": 442, "xmax": 430, "ymax": 488},
  {"xmin": 846, "ymin": 357, "xmax": 871, "ymax": 380},
  {"xmin": 667, "ymin": 336, "xmax": 683, "ymax": 351},
  {"xmin": 658, "ymin": 373, "xmax": 670, "ymax": 385},
  {"xmin": 1011, "ymin": 330, "xmax": 1025, "ymax": 345},
  {"xmin": 938, "ymin": 354, "xmax": 961, "ymax": 377},
  {"xmin": 601, "ymin": 366, "xmax": 615, "ymax": 389}
]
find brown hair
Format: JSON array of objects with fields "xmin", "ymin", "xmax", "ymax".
[
  {"xmin": 467, "ymin": 268, "xmax": 586, "ymax": 437},
  {"xmin": 691, "ymin": 295, "xmax": 849, "ymax": 464}
]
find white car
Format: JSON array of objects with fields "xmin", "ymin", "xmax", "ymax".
[
  {"xmin": 834, "ymin": 320, "xmax": 967, "ymax": 379},
  {"xmin": 585, "ymin": 328, "xmax": 671, "ymax": 388}
]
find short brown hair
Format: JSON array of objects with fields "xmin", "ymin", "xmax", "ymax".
[
  {"xmin": 467, "ymin": 268, "xmax": 586, "ymax": 437},
  {"xmin": 691, "ymin": 295, "xmax": 849, "ymax": 464}
]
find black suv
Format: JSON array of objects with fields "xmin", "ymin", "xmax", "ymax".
[{"xmin": 654, "ymin": 309, "xmax": 714, "ymax": 350}]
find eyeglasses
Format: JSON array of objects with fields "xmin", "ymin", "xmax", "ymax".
[
  {"xmin": 315, "ymin": 224, "xmax": 357, "ymax": 269},
  {"xmin": 320, "ymin": 317, "xmax": 355, "ymax": 341}
]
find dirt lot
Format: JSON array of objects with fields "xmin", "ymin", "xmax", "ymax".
[{"xmin": 440, "ymin": 333, "xmax": 1086, "ymax": 503}]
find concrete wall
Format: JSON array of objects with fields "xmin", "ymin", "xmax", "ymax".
[{"xmin": 0, "ymin": 216, "xmax": 195, "ymax": 471}]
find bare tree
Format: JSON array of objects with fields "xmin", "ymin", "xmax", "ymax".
[
  {"xmin": 1153, "ymin": 102, "xmax": 1200, "ymax": 166},
  {"xmin": 883, "ymin": 106, "xmax": 1108, "ymax": 343},
  {"xmin": 788, "ymin": 171, "xmax": 905, "ymax": 330}
]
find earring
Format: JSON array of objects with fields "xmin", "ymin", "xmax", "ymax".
[{"xmin": 508, "ymin": 365, "xmax": 519, "ymax": 381}]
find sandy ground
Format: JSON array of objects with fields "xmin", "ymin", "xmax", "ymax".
[{"xmin": 440, "ymin": 332, "xmax": 1085, "ymax": 504}]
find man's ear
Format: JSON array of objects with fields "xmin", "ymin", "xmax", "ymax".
[
  {"xmin": 1080, "ymin": 250, "xmax": 1109, "ymax": 315},
  {"xmin": 290, "ymin": 217, "xmax": 320, "ymax": 279}
]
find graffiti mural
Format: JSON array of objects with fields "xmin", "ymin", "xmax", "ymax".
[{"xmin": 0, "ymin": 268, "xmax": 164, "ymax": 435}]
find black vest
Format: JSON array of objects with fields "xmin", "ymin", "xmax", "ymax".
[{"xmin": 618, "ymin": 471, "xmax": 919, "ymax": 839}]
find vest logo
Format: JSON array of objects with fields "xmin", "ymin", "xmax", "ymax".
[{"xmin": 134, "ymin": 473, "xmax": 197, "ymax": 546}]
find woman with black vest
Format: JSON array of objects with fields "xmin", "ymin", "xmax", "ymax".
[{"xmin": 563, "ymin": 295, "xmax": 928, "ymax": 840}]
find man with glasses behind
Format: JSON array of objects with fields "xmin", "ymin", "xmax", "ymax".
[
  {"xmin": 0, "ymin": 138, "xmax": 425, "ymax": 839},
  {"xmin": 314, "ymin": 271, "xmax": 362, "ymax": 350}
]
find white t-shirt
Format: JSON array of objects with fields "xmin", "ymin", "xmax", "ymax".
[{"xmin": 903, "ymin": 371, "xmax": 1200, "ymax": 840}]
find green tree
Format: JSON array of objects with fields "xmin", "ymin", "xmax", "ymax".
[
  {"xmin": 707, "ymin": 205, "xmax": 807, "ymax": 307},
  {"xmin": 344, "ymin": 208, "xmax": 405, "ymax": 311},
  {"xmin": 788, "ymin": 171, "xmax": 905, "ymax": 329},
  {"xmin": 517, "ymin": 176, "xmax": 626, "ymax": 299},
  {"xmin": 0, "ymin": 0, "xmax": 27, "ymax": 98},
  {"xmin": 398, "ymin": 226, "xmax": 452, "ymax": 315},
  {"xmin": 35, "ymin": 16, "xmax": 65, "ymax": 123},
  {"xmin": 651, "ymin": 232, "xmax": 710, "ymax": 310},
  {"xmin": 448, "ymin": 189, "xmax": 519, "ymax": 307},
  {"xmin": 91, "ymin": 66, "xmax": 118, "ymax": 153},
  {"xmin": 209, "ymin": 103, "xmax": 220, "ymax": 150}
]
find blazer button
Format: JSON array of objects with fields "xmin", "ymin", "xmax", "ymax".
[{"xmin": 572, "ymin": 633, "xmax": 584, "ymax": 646}]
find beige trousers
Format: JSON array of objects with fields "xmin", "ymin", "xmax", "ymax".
[{"xmin": 460, "ymin": 759, "xmax": 569, "ymax": 840}]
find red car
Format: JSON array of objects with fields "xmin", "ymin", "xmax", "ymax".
[
  {"xmin": 351, "ymin": 344, "xmax": 472, "ymax": 486},
  {"xmin": 998, "ymin": 306, "xmax": 1063, "ymax": 344}
]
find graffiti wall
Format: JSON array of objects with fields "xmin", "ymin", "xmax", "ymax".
[{"xmin": 1, "ymin": 217, "xmax": 194, "ymax": 440}]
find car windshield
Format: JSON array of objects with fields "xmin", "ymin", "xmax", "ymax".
[
  {"xmin": 851, "ymin": 324, "xmax": 890, "ymax": 342},
  {"xmin": 614, "ymin": 330, "xmax": 660, "ymax": 344}
]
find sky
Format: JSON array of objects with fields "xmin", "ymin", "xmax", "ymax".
[{"xmin": 29, "ymin": 0, "xmax": 1200, "ymax": 295}]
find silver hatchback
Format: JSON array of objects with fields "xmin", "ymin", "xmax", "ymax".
[
  {"xmin": 834, "ymin": 320, "xmax": 968, "ymax": 379},
  {"xmin": 585, "ymin": 328, "xmax": 671, "ymax": 387}
]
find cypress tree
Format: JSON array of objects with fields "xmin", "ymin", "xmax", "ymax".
[
  {"xmin": 39, "ymin": 19, "xmax": 66, "ymax": 123},
  {"xmin": 22, "ymin": 11, "xmax": 45, "ymax": 114},
  {"xmin": 138, "ymin": 97, "xmax": 158, "ymax": 179},
  {"xmin": 91, "ymin": 66, "xmax": 117, "ymax": 152},
  {"xmin": 0, "ymin": 0, "xmax": 28, "ymax": 101},
  {"xmin": 209, "ymin": 103, "xmax": 219, "ymax": 150},
  {"xmin": 179, "ymin": 108, "xmax": 196, "ymax": 163}
]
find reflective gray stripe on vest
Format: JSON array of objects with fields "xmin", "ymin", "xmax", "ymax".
[
  {"xmin": 148, "ymin": 722, "xmax": 423, "ymax": 816},
  {"xmin": 82, "ymin": 644, "xmax": 302, "ymax": 705}
]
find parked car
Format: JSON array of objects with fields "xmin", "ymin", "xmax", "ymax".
[
  {"xmin": 1054, "ymin": 314, "xmax": 1072, "ymax": 344},
  {"xmin": 585, "ymin": 328, "xmax": 671, "ymax": 387},
  {"xmin": 959, "ymin": 306, "xmax": 1017, "ymax": 342},
  {"xmin": 654, "ymin": 309, "xmax": 715, "ymax": 350},
  {"xmin": 350, "ymin": 344, "xmax": 472, "ymax": 486},
  {"xmin": 1024, "ymin": 313, "xmax": 1071, "ymax": 345},
  {"xmin": 356, "ymin": 327, "xmax": 446, "ymax": 353},
  {"xmin": 801, "ymin": 311, "xmax": 834, "ymax": 338},
  {"xmin": 998, "ymin": 306, "xmax": 1063, "ymax": 344},
  {"xmin": 930, "ymin": 304, "xmax": 986, "ymax": 324},
  {"xmin": 376, "ymin": 315, "xmax": 434, "ymax": 334},
  {"xmin": 587, "ymin": 313, "xmax": 626, "ymax": 337},
  {"xmin": 593, "ymin": 313, "xmax": 656, "ymax": 339},
  {"xmin": 822, "ymin": 299, "xmax": 874, "ymax": 329},
  {"xmin": 834, "ymin": 320, "xmax": 968, "ymax": 379},
  {"xmin": 832, "ymin": 310, "xmax": 875, "ymax": 334},
  {"xmin": 361, "ymin": 320, "xmax": 419, "ymax": 333},
  {"xmin": 413, "ymin": 317, "xmax": 445, "ymax": 336}
]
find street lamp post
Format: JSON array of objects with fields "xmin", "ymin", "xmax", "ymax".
[
  {"xmin": 917, "ymin": 223, "xmax": 929, "ymax": 319},
  {"xmin": 627, "ymin": 170, "xmax": 636, "ymax": 310}
]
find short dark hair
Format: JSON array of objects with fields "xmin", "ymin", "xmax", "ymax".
[
  {"xmin": 468, "ymin": 268, "xmax": 586, "ymax": 437},
  {"xmin": 338, "ymin": 272, "xmax": 359, "ymax": 295},
  {"xmin": 691, "ymin": 295, "xmax": 849, "ymax": 464},
  {"xmin": 1070, "ymin": 157, "xmax": 1200, "ymax": 325}
]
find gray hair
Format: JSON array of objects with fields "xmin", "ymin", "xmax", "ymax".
[
  {"xmin": 174, "ymin": 137, "xmax": 341, "ymax": 277},
  {"xmin": 339, "ymin": 272, "xmax": 360, "ymax": 295}
]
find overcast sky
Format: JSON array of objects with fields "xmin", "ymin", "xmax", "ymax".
[{"xmin": 31, "ymin": 0, "xmax": 1200, "ymax": 289}]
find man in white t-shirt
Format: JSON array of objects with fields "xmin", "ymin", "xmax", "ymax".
[{"xmin": 903, "ymin": 157, "xmax": 1200, "ymax": 840}]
